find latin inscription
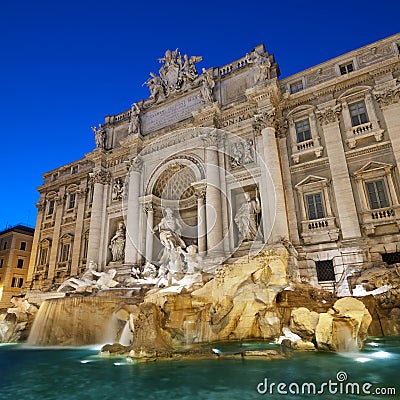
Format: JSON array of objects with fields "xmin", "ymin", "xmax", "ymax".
[{"xmin": 142, "ymin": 92, "xmax": 202, "ymax": 134}]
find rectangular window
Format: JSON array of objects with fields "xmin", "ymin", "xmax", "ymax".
[
  {"xmin": 315, "ymin": 260, "xmax": 335, "ymax": 282},
  {"xmin": 295, "ymin": 119, "xmax": 311, "ymax": 143},
  {"xmin": 365, "ymin": 180, "xmax": 389, "ymax": 209},
  {"xmin": 306, "ymin": 193, "xmax": 325, "ymax": 220},
  {"xmin": 39, "ymin": 248, "xmax": 48, "ymax": 266},
  {"xmin": 82, "ymin": 237, "xmax": 89, "ymax": 260},
  {"xmin": 339, "ymin": 62, "xmax": 354, "ymax": 75},
  {"xmin": 16, "ymin": 259, "xmax": 24, "ymax": 269},
  {"xmin": 2, "ymin": 241, "xmax": 8, "ymax": 250},
  {"xmin": 60, "ymin": 243, "xmax": 70, "ymax": 262},
  {"xmin": 48, "ymin": 200, "xmax": 55, "ymax": 215},
  {"xmin": 349, "ymin": 101, "xmax": 368, "ymax": 126},
  {"xmin": 290, "ymin": 81, "xmax": 303, "ymax": 94},
  {"xmin": 68, "ymin": 193, "xmax": 76, "ymax": 209},
  {"xmin": 11, "ymin": 277, "xmax": 24, "ymax": 288},
  {"xmin": 381, "ymin": 252, "xmax": 400, "ymax": 265},
  {"xmin": 20, "ymin": 242, "xmax": 27, "ymax": 251},
  {"xmin": 0, "ymin": 259, "xmax": 3, "ymax": 268},
  {"xmin": 71, "ymin": 165, "xmax": 78, "ymax": 174}
]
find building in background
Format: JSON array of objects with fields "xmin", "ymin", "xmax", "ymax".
[
  {"xmin": 0, "ymin": 225, "xmax": 34, "ymax": 307},
  {"xmin": 27, "ymin": 33, "xmax": 400, "ymax": 295}
]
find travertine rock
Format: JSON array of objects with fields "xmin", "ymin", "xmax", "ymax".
[
  {"xmin": 315, "ymin": 298, "xmax": 372, "ymax": 351},
  {"xmin": 290, "ymin": 307, "xmax": 320, "ymax": 340}
]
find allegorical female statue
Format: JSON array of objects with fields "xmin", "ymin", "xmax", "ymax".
[
  {"xmin": 109, "ymin": 222, "xmax": 126, "ymax": 262},
  {"xmin": 234, "ymin": 192, "xmax": 261, "ymax": 241}
]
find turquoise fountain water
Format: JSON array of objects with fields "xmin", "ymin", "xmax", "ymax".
[{"xmin": 0, "ymin": 337, "xmax": 399, "ymax": 400}]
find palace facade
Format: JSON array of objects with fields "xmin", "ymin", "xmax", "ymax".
[
  {"xmin": 27, "ymin": 34, "xmax": 400, "ymax": 294},
  {"xmin": 0, "ymin": 224, "xmax": 34, "ymax": 307}
]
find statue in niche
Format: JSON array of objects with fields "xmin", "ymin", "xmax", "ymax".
[
  {"xmin": 109, "ymin": 222, "xmax": 126, "ymax": 263},
  {"xmin": 92, "ymin": 124, "xmax": 106, "ymax": 149},
  {"xmin": 128, "ymin": 103, "xmax": 141, "ymax": 135},
  {"xmin": 246, "ymin": 50, "xmax": 271, "ymax": 84},
  {"xmin": 234, "ymin": 191, "xmax": 261, "ymax": 241},
  {"xmin": 200, "ymin": 67, "xmax": 215, "ymax": 104},
  {"xmin": 112, "ymin": 178, "xmax": 126, "ymax": 201},
  {"xmin": 155, "ymin": 208, "xmax": 186, "ymax": 274}
]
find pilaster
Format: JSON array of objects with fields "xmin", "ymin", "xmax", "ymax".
[
  {"xmin": 374, "ymin": 81, "xmax": 400, "ymax": 170},
  {"xmin": 70, "ymin": 187, "xmax": 87, "ymax": 275},
  {"xmin": 316, "ymin": 103, "xmax": 361, "ymax": 239},
  {"xmin": 48, "ymin": 189, "xmax": 66, "ymax": 280},
  {"xmin": 87, "ymin": 169, "xmax": 111, "ymax": 266}
]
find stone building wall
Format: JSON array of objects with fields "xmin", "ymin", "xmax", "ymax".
[{"xmin": 27, "ymin": 34, "xmax": 400, "ymax": 294}]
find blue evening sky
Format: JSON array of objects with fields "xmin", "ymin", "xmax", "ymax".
[{"xmin": 0, "ymin": 0, "xmax": 398, "ymax": 230}]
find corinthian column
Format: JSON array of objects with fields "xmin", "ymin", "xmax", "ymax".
[
  {"xmin": 254, "ymin": 110, "xmax": 289, "ymax": 243},
  {"xmin": 124, "ymin": 156, "xmax": 142, "ymax": 265},
  {"xmin": 316, "ymin": 103, "xmax": 361, "ymax": 239},
  {"xmin": 201, "ymin": 129, "xmax": 224, "ymax": 255},
  {"xmin": 87, "ymin": 169, "xmax": 110, "ymax": 265}
]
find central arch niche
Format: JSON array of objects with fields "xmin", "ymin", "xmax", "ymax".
[
  {"xmin": 149, "ymin": 161, "xmax": 201, "ymax": 254},
  {"xmin": 153, "ymin": 164, "xmax": 195, "ymax": 200}
]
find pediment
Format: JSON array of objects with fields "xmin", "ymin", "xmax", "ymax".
[
  {"xmin": 338, "ymin": 85, "xmax": 372, "ymax": 100},
  {"xmin": 295, "ymin": 175, "xmax": 328, "ymax": 188},
  {"xmin": 287, "ymin": 104, "xmax": 315, "ymax": 118},
  {"xmin": 354, "ymin": 161, "xmax": 393, "ymax": 176}
]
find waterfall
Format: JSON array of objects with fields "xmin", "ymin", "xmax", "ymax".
[
  {"xmin": 101, "ymin": 313, "xmax": 120, "ymax": 344},
  {"xmin": 333, "ymin": 319, "xmax": 359, "ymax": 352},
  {"xmin": 119, "ymin": 320, "xmax": 132, "ymax": 346},
  {"xmin": 27, "ymin": 297, "xmax": 124, "ymax": 346}
]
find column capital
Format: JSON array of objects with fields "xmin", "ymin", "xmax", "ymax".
[
  {"xmin": 200, "ymin": 128, "xmax": 225, "ymax": 148},
  {"xmin": 253, "ymin": 109, "xmax": 276, "ymax": 134},
  {"xmin": 315, "ymin": 104, "xmax": 342, "ymax": 126},
  {"xmin": 143, "ymin": 202, "xmax": 154, "ymax": 214},
  {"xmin": 374, "ymin": 84, "xmax": 400, "ymax": 108},
  {"xmin": 192, "ymin": 183, "xmax": 207, "ymax": 199},
  {"xmin": 88, "ymin": 169, "xmax": 111, "ymax": 185},
  {"xmin": 127, "ymin": 156, "xmax": 143, "ymax": 173}
]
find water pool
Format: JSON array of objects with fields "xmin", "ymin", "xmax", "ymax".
[{"xmin": 0, "ymin": 337, "xmax": 399, "ymax": 399}]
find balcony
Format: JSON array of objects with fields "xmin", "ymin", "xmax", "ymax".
[
  {"xmin": 291, "ymin": 137, "xmax": 323, "ymax": 164},
  {"xmin": 360, "ymin": 205, "xmax": 400, "ymax": 235},
  {"xmin": 301, "ymin": 216, "xmax": 340, "ymax": 244},
  {"xmin": 345, "ymin": 120, "xmax": 384, "ymax": 148}
]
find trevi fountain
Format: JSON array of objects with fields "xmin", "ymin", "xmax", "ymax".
[{"xmin": 2, "ymin": 39, "xmax": 400, "ymax": 399}]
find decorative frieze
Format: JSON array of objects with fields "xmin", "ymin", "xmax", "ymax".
[{"xmin": 316, "ymin": 105, "xmax": 342, "ymax": 126}]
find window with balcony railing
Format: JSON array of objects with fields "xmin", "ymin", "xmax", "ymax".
[
  {"xmin": 295, "ymin": 119, "xmax": 311, "ymax": 143},
  {"xmin": 365, "ymin": 180, "xmax": 389, "ymax": 210},
  {"xmin": 349, "ymin": 101, "xmax": 369, "ymax": 127},
  {"xmin": 306, "ymin": 192, "xmax": 325, "ymax": 220}
]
